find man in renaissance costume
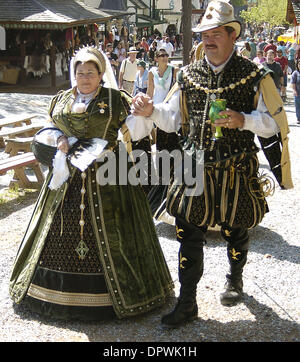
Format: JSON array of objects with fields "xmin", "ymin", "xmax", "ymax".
[{"xmin": 127, "ymin": 0, "xmax": 293, "ymax": 328}]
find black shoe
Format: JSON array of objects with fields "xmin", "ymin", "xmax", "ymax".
[
  {"xmin": 161, "ymin": 301, "xmax": 198, "ymax": 328},
  {"xmin": 220, "ymin": 279, "xmax": 243, "ymax": 306},
  {"xmin": 297, "ymin": 120, "xmax": 300, "ymax": 124}
]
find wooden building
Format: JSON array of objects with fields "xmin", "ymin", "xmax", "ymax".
[
  {"xmin": 0, "ymin": 0, "xmax": 116, "ymax": 89},
  {"xmin": 286, "ymin": 0, "xmax": 300, "ymax": 42}
]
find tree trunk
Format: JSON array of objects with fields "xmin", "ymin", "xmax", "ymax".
[{"xmin": 182, "ymin": 0, "xmax": 192, "ymax": 66}]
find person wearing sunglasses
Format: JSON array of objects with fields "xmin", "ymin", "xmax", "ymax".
[{"xmin": 146, "ymin": 49, "xmax": 180, "ymax": 219}]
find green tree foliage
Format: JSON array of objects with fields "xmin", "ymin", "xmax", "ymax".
[
  {"xmin": 240, "ymin": 0, "xmax": 288, "ymax": 27},
  {"xmin": 231, "ymin": 0, "xmax": 247, "ymax": 6}
]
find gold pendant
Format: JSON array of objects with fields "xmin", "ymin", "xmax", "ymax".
[{"xmin": 75, "ymin": 240, "xmax": 89, "ymax": 260}]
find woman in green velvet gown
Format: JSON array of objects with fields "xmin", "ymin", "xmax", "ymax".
[{"xmin": 9, "ymin": 46, "xmax": 173, "ymax": 321}]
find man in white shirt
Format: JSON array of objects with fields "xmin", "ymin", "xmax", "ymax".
[
  {"xmin": 119, "ymin": 47, "xmax": 138, "ymax": 94},
  {"xmin": 160, "ymin": 37, "xmax": 174, "ymax": 57},
  {"xmin": 127, "ymin": 0, "xmax": 292, "ymax": 328},
  {"xmin": 156, "ymin": 35, "xmax": 166, "ymax": 51}
]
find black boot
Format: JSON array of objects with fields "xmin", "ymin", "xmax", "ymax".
[
  {"xmin": 161, "ymin": 218, "xmax": 205, "ymax": 328},
  {"xmin": 220, "ymin": 226, "xmax": 249, "ymax": 306},
  {"xmin": 161, "ymin": 247, "xmax": 202, "ymax": 327},
  {"xmin": 161, "ymin": 298, "xmax": 199, "ymax": 328},
  {"xmin": 220, "ymin": 250, "xmax": 248, "ymax": 306}
]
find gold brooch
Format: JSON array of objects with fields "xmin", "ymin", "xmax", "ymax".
[{"xmin": 97, "ymin": 101, "xmax": 108, "ymax": 114}]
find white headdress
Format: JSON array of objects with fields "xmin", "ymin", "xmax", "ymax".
[{"xmin": 70, "ymin": 46, "xmax": 118, "ymax": 90}]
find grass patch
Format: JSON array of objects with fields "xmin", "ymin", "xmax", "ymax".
[{"xmin": 0, "ymin": 185, "xmax": 37, "ymax": 204}]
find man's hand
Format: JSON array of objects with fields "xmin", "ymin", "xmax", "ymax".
[
  {"xmin": 214, "ymin": 109, "xmax": 245, "ymax": 129},
  {"xmin": 131, "ymin": 93, "xmax": 154, "ymax": 117}
]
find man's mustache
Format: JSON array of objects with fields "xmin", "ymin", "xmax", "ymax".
[{"xmin": 205, "ymin": 44, "xmax": 217, "ymax": 49}]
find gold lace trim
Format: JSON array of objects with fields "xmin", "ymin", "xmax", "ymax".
[{"xmin": 27, "ymin": 284, "xmax": 112, "ymax": 307}]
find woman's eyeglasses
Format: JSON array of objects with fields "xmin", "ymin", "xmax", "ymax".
[{"xmin": 157, "ymin": 54, "xmax": 169, "ymax": 58}]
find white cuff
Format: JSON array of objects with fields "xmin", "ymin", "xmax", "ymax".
[
  {"xmin": 126, "ymin": 114, "xmax": 154, "ymax": 141},
  {"xmin": 240, "ymin": 111, "xmax": 280, "ymax": 138}
]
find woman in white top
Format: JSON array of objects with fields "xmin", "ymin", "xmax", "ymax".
[
  {"xmin": 146, "ymin": 49, "xmax": 179, "ymax": 218},
  {"xmin": 146, "ymin": 49, "xmax": 179, "ymax": 151},
  {"xmin": 147, "ymin": 49, "xmax": 178, "ymax": 105}
]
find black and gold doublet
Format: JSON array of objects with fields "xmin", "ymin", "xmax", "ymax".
[{"xmin": 167, "ymin": 53, "xmax": 271, "ymax": 229}]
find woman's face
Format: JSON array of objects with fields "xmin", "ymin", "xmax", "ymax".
[
  {"xmin": 156, "ymin": 52, "xmax": 169, "ymax": 65},
  {"xmin": 75, "ymin": 61, "xmax": 103, "ymax": 94}
]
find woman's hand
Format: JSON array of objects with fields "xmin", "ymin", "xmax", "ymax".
[
  {"xmin": 214, "ymin": 109, "xmax": 245, "ymax": 129},
  {"xmin": 57, "ymin": 136, "xmax": 70, "ymax": 154},
  {"xmin": 131, "ymin": 93, "xmax": 154, "ymax": 117}
]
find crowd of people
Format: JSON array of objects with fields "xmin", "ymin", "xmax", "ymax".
[
  {"xmin": 98, "ymin": 34, "xmax": 180, "ymax": 96},
  {"xmin": 236, "ymin": 37, "xmax": 300, "ymax": 122},
  {"xmin": 234, "ymin": 39, "xmax": 291, "ymax": 100}
]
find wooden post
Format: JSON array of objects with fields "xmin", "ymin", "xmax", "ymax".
[
  {"xmin": 50, "ymin": 45, "xmax": 56, "ymax": 88},
  {"xmin": 20, "ymin": 42, "xmax": 26, "ymax": 85},
  {"xmin": 182, "ymin": 0, "xmax": 192, "ymax": 66}
]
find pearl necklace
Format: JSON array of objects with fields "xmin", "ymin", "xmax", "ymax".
[{"xmin": 182, "ymin": 67, "xmax": 261, "ymax": 97}]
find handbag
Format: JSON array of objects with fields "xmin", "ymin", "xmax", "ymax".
[{"xmin": 31, "ymin": 127, "xmax": 63, "ymax": 167}]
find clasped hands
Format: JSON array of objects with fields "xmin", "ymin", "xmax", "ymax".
[
  {"xmin": 130, "ymin": 92, "xmax": 245, "ymax": 129},
  {"xmin": 131, "ymin": 93, "xmax": 154, "ymax": 117}
]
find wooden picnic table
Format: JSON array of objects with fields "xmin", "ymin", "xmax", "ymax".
[
  {"xmin": 4, "ymin": 137, "xmax": 33, "ymax": 156},
  {"xmin": 0, "ymin": 122, "xmax": 44, "ymax": 139},
  {"xmin": 0, "ymin": 114, "xmax": 38, "ymax": 128},
  {"xmin": 0, "ymin": 152, "xmax": 44, "ymax": 189},
  {"xmin": 0, "ymin": 117, "xmax": 46, "ymax": 189},
  {"xmin": 0, "ymin": 114, "xmax": 38, "ymax": 147}
]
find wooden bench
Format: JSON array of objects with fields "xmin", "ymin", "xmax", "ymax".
[
  {"xmin": 0, "ymin": 114, "xmax": 38, "ymax": 147},
  {"xmin": 4, "ymin": 137, "xmax": 33, "ymax": 156},
  {"xmin": 0, "ymin": 152, "xmax": 45, "ymax": 189}
]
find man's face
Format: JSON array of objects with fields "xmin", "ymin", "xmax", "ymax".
[
  {"xmin": 129, "ymin": 53, "xmax": 137, "ymax": 61},
  {"xmin": 277, "ymin": 51, "xmax": 283, "ymax": 58},
  {"xmin": 266, "ymin": 51, "xmax": 275, "ymax": 63},
  {"xmin": 201, "ymin": 26, "xmax": 236, "ymax": 66}
]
